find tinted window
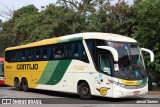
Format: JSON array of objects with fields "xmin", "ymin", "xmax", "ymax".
[
  {"xmin": 99, "ymin": 52, "xmax": 111, "ymax": 75},
  {"xmin": 28, "ymin": 49, "xmax": 34, "ymax": 61},
  {"xmin": 69, "ymin": 41, "xmax": 88, "ymax": 63},
  {"xmin": 5, "ymin": 40, "xmax": 89, "ymax": 63},
  {"xmin": 55, "ymin": 44, "xmax": 64, "ymax": 59},
  {"xmin": 86, "ymin": 39, "xmax": 106, "ymax": 67},
  {"xmin": 21, "ymin": 50, "xmax": 26, "ymax": 61},
  {"xmin": 42, "ymin": 47, "xmax": 48, "ymax": 60},
  {"xmin": 35, "ymin": 48, "xmax": 41, "ymax": 60}
]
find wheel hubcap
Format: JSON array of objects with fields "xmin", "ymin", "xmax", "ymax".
[
  {"xmin": 82, "ymin": 87, "xmax": 89, "ymax": 96},
  {"xmin": 16, "ymin": 82, "xmax": 20, "ymax": 88}
]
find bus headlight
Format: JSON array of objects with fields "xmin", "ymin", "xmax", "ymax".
[
  {"xmin": 109, "ymin": 80, "xmax": 126, "ymax": 88},
  {"xmin": 118, "ymin": 83, "xmax": 126, "ymax": 88}
]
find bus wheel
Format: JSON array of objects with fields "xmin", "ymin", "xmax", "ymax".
[
  {"xmin": 78, "ymin": 82, "xmax": 91, "ymax": 99},
  {"xmin": 22, "ymin": 78, "xmax": 29, "ymax": 92},
  {"xmin": 14, "ymin": 78, "xmax": 22, "ymax": 91}
]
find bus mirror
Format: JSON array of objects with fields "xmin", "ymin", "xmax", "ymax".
[
  {"xmin": 141, "ymin": 48, "xmax": 154, "ymax": 62},
  {"xmin": 97, "ymin": 46, "xmax": 118, "ymax": 62}
]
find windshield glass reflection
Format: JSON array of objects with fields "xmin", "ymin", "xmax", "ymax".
[{"xmin": 108, "ymin": 42, "xmax": 146, "ymax": 80}]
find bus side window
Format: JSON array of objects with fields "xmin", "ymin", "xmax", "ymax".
[
  {"xmin": 55, "ymin": 44, "xmax": 64, "ymax": 59},
  {"xmin": 13, "ymin": 51, "xmax": 17, "ymax": 61},
  {"xmin": 69, "ymin": 41, "xmax": 89, "ymax": 63},
  {"xmin": 78, "ymin": 41, "xmax": 89, "ymax": 63},
  {"xmin": 42, "ymin": 47, "xmax": 48, "ymax": 60},
  {"xmin": 99, "ymin": 52, "xmax": 111, "ymax": 75},
  {"xmin": 27, "ymin": 49, "xmax": 34, "ymax": 61},
  {"xmin": 28, "ymin": 50, "xmax": 31, "ymax": 61},
  {"xmin": 17, "ymin": 50, "xmax": 22, "ymax": 62},
  {"xmin": 25, "ymin": 50, "xmax": 28, "ymax": 61},
  {"xmin": 88, "ymin": 41, "xmax": 96, "ymax": 57},
  {"xmin": 35, "ymin": 48, "xmax": 41, "ymax": 60},
  {"xmin": 70, "ymin": 42, "xmax": 78, "ymax": 59},
  {"xmin": 52, "ymin": 46, "xmax": 55, "ymax": 59},
  {"xmin": 63, "ymin": 44, "xmax": 67, "ymax": 58},
  {"xmin": 78, "ymin": 42, "xmax": 83, "ymax": 59},
  {"xmin": 21, "ymin": 50, "xmax": 26, "ymax": 61},
  {"xmin": 74, "ymin": 43, "xmax": 79, "ymax": 59},
  {"xmin": 70, "ymin": 43, "xmax": 74, "ymax": 58},
  {"xmin": 5, "ymin": 51, "xmax": 12, "ymax": 62},
  {"xmin": 47, "ymin": 46, "xmax": 52, "ymax": 60},
  {"xmin": 65, "ymin": 43, "xmax": 69, "ymax": 58}
]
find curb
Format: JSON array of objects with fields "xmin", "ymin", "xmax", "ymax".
[{"xmin": 148, "ymin": 91, "xmax": 160, "ymax": 94}]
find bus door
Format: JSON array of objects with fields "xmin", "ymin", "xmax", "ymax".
[{"xmin": 97, "ymin": 50, "xmax": 113, "ymax": 97}]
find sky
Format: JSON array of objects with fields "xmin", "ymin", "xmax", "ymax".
[
  {"xmin": 0, "ymin": 0, "xmax": 133, "ymax": 22},
  {"xmin": 0, "ymin": 0, "xmax": 56, "ymax": 22}
]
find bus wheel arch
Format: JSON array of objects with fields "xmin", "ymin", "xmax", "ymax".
[
  {"xmin": 77, "ymin": 80, "xmax": 92, "ymax": 99},
  {"xmin": 21, "ymin": 77, "xmax": 29, "ymax": 92},
  {"xmin": 14, "ymin": 77, "xmax": 22, "ymax": 91}
]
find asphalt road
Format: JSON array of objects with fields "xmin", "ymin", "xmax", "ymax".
[{"xmin": 0, "ymin": 86, "xmax": 160, "ymax": 107}]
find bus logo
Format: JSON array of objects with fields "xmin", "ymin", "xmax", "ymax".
[{"xmin": 97, "ymin": 87, "xmax": 110, "ymax": 96}]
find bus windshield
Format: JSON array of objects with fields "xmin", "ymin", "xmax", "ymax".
[
  {"xmin": 0, "ymin": 62, "xmax": 4, "ymax": 76},
  {"xmin": 108, "ymin": 41, "xmax": 146, "ymax": 80},
  {"xmin": 86, "ymin": 39, "xmax": 146, "ymax": 80}
]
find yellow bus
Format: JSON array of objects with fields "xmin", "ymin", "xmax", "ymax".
[{"xmin": 4, "ymin": 32, "xmax": 154, "ymax": 99}]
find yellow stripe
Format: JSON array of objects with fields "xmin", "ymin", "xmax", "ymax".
[
  {"xmin": 73, "ymin": 68, "xmax": 84, "ymax": 70},
  {"xmin": 5, "ymin": 37, "xmax": 61, "ymax": 51},
  {"xmin": 120, "ymin": 79, "xmax": 139, "ymax": 86}
]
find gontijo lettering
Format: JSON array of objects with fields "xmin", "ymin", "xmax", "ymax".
[{"xmin": 17, "ymin": 64, "xmax": 38, "ymax": 70}]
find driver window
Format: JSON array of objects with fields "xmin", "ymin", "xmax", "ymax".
[{"xmin": 99, "ymin": 53, "xmax": 111, "ymax": 75}]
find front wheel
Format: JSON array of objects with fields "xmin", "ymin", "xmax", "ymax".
[{"xmin": 78, "ymin": 82, "xmax": 91, "ymax": 99}]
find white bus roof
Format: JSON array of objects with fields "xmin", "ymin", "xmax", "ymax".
[
  {"xmin": 62, "ymin": 32, "xmax": 137, "ymax": 43},
  {"xmin": 5, "ymin": 32, "xmax": 137, "ymax": 51}
]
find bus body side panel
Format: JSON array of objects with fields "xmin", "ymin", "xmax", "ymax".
[
  {"xmin": 4, "ymin": 61, "xmax": 21, "ymax": 86},
  {"xmin": 4, "ymin": 61, "xmax": 48, "ymax": 88},
  {"xmin": 34, "ymin": 60, "xmax": 72, "ymax": 91},
  {"xmin": 34, "ymin": 60, "xmax": 97, "ymax": 94}
]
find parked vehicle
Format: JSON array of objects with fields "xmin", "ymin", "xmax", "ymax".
[{"xmin": 0, "ymin": 58, "xmax": 4, "ymax": 86}]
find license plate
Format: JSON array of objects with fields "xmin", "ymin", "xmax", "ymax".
[{"xmin": 133, "ymin": 91, "xmax": 140, "ymax": 95}]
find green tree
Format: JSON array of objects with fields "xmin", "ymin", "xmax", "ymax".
[
  {"xmin": 0, "ymin": 19, "xmax": 2, "ymax": 32},
  {"xmin": 132, "ymin": 0, "xmax": 160, "ymax": 72},
  {"xmin": 0, "ymin": 0, "xmax": 135, "ymax": 57},
  {"xmin": 39, "ymin": 4, "xmax": 86, "ymax": 36},
  {"xmin": 86, "ymin": 0, "xmax": 134, "ymax": 35},
  {"xmin": 0, "ymin": 5, "xmax": 39, "ymax": 56}
]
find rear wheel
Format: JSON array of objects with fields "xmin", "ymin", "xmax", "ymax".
[
  {"xmin": 14, "ymin": 78, "xmax": 22, "ymax": 91},
  {"xmin": 22, "ymin": 78, "xmax": 29, "ymax": 92},
  {"xmin": 78, "ymin": 82, "xmax": 91, "ymax": 99}
]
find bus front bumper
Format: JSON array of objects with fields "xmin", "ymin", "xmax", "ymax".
[{"xmin": 112, "ymin": 84, "xmax": 148, "ymax": 98}]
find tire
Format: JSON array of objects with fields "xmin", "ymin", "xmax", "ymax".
[
  {"xmin": 22, "ymin": 78, "xmax": 29, "ymax": 92},
  {"xmin": 14, "ymin": 78, "xmax": 22, "ymax": 91},
  {"xmin": 78, "ymin": 82, "xmax": 92, "ymax": 99}
]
